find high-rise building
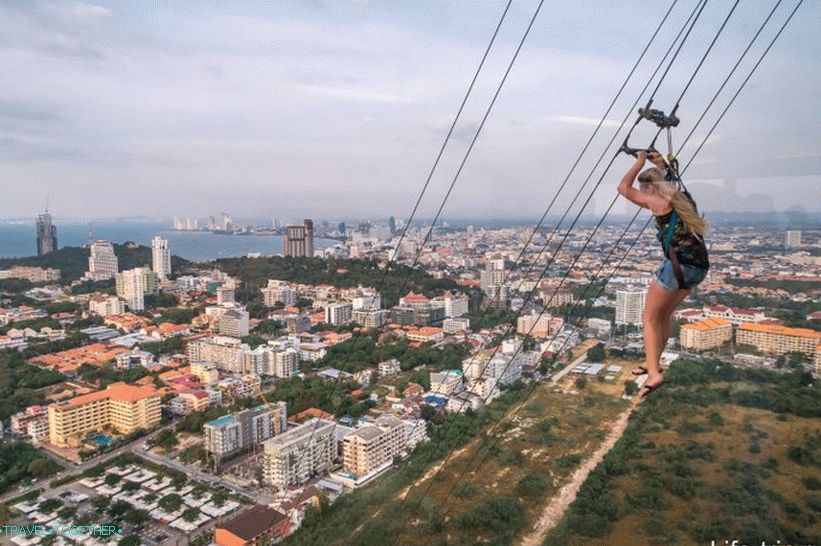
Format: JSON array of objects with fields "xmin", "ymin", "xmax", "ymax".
[
  {"xmin": 283, "ymin": 219, "xmax": 314, "ymax": 258},
  {"xmin": 262, "ymin": 418, "xmax": 336, "ymax": 489},
  {"xmin": 204, "ymin": 402, "xmax": 287, "ymax": 464},
  {"xmin": 36, "ymin": 210, "xmax": 57, "ymax": 256},
  {"xmin": 480, "ymin": 258, "xmax": 506, "ymax": 303},
  {"xmin": 785, "ymin": 230, "xmax": 802, "ymax": 248},
  {"xmin": 388, "ymin": 216, "xmax": 397, "ymax": 236},
  {"xmin": 216, "ymin": 286, "xmax": 235, "ymax": 305},
  {"xmin": 442, "ymin": 291, "xmax": 470, "ymax": 318},
  {"xmin": 115, "ymin": 267, "xmax": 157, "ymax": 311},
  {"xmin": 342, "ymin": 415, "xmax": 406, "ymax": 479},
  {"xmin": 218, "ymin": 308, "xmax": 250, "ymax": 338},
  {"xmin": 151, "ymin": 236, "xmax": 171, "ymax": 280},
  {"xmin": 325, "ymin": 302, "xmax": 353, "ymax": 325},
  {"xmin": 187, "ymin": 336, "xmax": 245, "ymax": 373},
  {"xmin": 615, "ymin": 286, "xmax": 647, "ymax": 326},
  {"xmin": 87, "ymin": 240, "xmax": 119, "ymax": 280}
]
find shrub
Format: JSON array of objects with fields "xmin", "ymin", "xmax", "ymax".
[{"xmin": 515, "ymin": 472, "xmax": 551, "ymax": 499}]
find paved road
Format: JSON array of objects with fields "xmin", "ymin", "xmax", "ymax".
[{"xmin": 0, "ymin": 422, "xmax": 177, "ymax": 504}]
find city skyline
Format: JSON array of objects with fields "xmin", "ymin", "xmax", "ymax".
[{"xmin": 1, "ymin": 1, "xmax": 819, "ymax": 220}]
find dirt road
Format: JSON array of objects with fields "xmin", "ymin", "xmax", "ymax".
[{"xmin": 518, "ymin": 400, "xmax": 638, "ymax": 546}]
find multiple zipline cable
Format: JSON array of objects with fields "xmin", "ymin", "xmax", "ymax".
[
  {"xmin": 393, "ymin": 0, "xmax": 702, "ymax": 476},
  {"xmin": 282, "ymin": 0, "xmax": 534, "ymax": 488},
  {"xmin": 254, "ymin": 0, "xmax": 803, "ymax": 523},
  {"xmin": 398, "ymin": 0, "xmax": 721, "ymax": 516},
  {"xmin": 405, "ymin": 0, "xmax": 806, "ymax": 520},
  {"xmin": 400, "ymin": 0, "xmax": 803, "ymax": 520}
]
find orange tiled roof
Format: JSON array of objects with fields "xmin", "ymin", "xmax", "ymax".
[
  {"xmin": 681, "ymin": 317, "xmax": 731, "ymax": 331},
  {"xmin": 738, "ymin": 323, "xmax": 821, "ymax": 339},
  {"xmin": 60, "ymin": 382, "xmax": 160, "ymax": 407}
]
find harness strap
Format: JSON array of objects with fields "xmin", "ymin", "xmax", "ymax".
[
  {"xmin": 667, "ymin": 245, "xmax": 690, "ymax": 290},
  {"xmin": 663, "ymin": 210, "xmax": 678, "ymax": 254},
  {"xmin": 662, "ymin": 209, "xmax": 690, "ymax": 290}
]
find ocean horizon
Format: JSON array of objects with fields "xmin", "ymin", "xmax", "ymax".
[{"xmin": 0, "ymin": 221, "xmax": 337, "ymax": 262}]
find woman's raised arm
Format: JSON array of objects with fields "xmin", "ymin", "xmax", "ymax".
[{"xmin": 617, "ymin": 152, "xmax": 653, "ymax": 208}]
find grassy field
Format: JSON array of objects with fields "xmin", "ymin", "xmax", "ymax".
[
  {"xmin": 543, "ymin": 359, "xmax": 821, "ymax": 546},
  {"xmin": 283, "ymin": 355, "xmax": 818, "ymax": 545},
  {"xmin": 285, "ymin": 357, "xmax": 633, "ymax": 546}
]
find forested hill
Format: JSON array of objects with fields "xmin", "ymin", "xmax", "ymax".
[
  {"xmin": 0, "ymin": 244, "xmax": 190, "ymax": 282},
  {"xmin": 211, "ymin": 256, "xmax": 465, "ymax": 307}
]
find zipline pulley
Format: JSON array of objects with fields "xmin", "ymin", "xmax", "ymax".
[{"xmin": 638, "ymin": 101, "xmax": 680, "ymax": 128}]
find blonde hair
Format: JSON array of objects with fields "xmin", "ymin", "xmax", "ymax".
[{"xmin": 638, "ymin": 167, "xmax": 708, "ymax": 237}]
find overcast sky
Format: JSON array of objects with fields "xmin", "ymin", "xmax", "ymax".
[{"xmin": 0, "ymin": 0, "xmax": 818, "ymax": 222}]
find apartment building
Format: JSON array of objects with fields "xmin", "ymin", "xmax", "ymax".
[
  {"xmin": 88, "ymin": 295, "xmax": 125, "ymax": 317},
  {"xmin": 325, "ymin": 302, "xmax": 353, "ymax": 325},
  {"xmin": 87, "ymin": 240, "xmax": 119, "ymax": 280},
  {"xmin": 680, "ymin": 317, "xmax": 733, "ymax": 351},
  {"xmin": 616, "ymin": 286, "xmax": 647, "ymax": 326},
  {"xmin": 516, "ymin": 312, "xmax": 562, "ymax": 338},
  {"xmin": 430, "ymin": 370, "xmax": 464, "ymax": 396},
  {"xmin": 187, "ymin": 336, "xmax": 245, "ymax": 373},
  {"xmin": 283, "ymin": 220, "xmax": 314, "ymax": 258},
  {"xmin": 443, "ymin": 317, "xmax": 470, "ymax": 334},
  {"xmin": 48, "ymin": 382, "xmax": 161, "ymax": 447},
  {"xmin": 261, "ymin": 280, "xmax": 298, "ymax": 307},
  {"xmin": 115, "ymin": 267, "xmax": 157, "ymax": 312},
  {"xmin": 219, "ymin": 308, "xmax": 250, "ymax": 338},
  {"xmin": 737, "ymin": 323, "xmax": 821, "ymax": 356},
  {"xmin": 342, "ymin": 415, "xmax": 405, "ymax": 479},
  {"xmin": 262, "ymin": 418, "xmax": 336, "ymax": 489},
  {"xmin": 352, "ymin": 309, "xmax": 390, "ymax": 329},
  {"xmin": 203, "ymin": 402, "xmax": 287, "ymax": 464}
]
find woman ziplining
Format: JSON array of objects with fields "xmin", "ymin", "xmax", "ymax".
[{"xmin": 617, "ymin": 149, "xmax": 709, "ymax": 397}]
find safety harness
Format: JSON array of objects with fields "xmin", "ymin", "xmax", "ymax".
[{"xmin": 620, "ymin": 100, "xmax": 702, "ymax": 290}]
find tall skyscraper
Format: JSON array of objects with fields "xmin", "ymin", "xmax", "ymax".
[
  {"xmin": 87, "ymin": 240, "xmax": 119, "ymax": 280},
  {"xmin": 151, "ymin": 236, "xmax": 171, "ymax": 279},
  {"xmin": 388, "ymin": 216, "xmax": 397, "ymax": 236},
  {"xmin": 36, "ymin": 210, "xmax": 57, "ymax": 256},
  {"xmin": 785, "ymin": 230, "xmax": 802, "ymax": 248},
  {"xmin": 283, "ymin": 219, "xmax": 314, "ymax": 258}
]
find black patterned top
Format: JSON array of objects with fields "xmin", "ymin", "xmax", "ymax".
[{"xmin": 653, "ymin": 192, "xmax": 710, "ymax": 269}]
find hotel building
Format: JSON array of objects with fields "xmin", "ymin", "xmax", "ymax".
[{"xmin": 48, "ymin": 382, "xmax": 161, "ymax": 447}]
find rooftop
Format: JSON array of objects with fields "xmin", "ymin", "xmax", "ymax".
[
  {"xmin": 738, "ymin": 323, "xmax": 821, "ymax": 339},
  {"xmin": 217, "ymin": 505, "xmax": 288, "ymax": 540}
]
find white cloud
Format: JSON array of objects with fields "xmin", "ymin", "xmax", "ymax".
[
  {"xmin": 302, "ymin": 84, "xmax": 419, "ymax": 104},
  {"xmin": 546, "ymin": 116, "xmax": 621, "ymax": 128}
]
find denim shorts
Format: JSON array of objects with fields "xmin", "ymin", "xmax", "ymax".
[{"xmin": 654, "ymin": 256, "xmax": 708, "ymax": 291}]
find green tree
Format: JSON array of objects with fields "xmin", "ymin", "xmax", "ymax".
[
  {"xmin": 123, "ymin": 508, "xmax": 149, "ymax": 526},
  {"xmin": 182, "ymin": 507, "xmax": 201, "ymax": 522},
  {"xmin": 586, "ymin": 343, "xmax": 606, "ymax": 362},
  {"xmin": 155, "ymin": 429, "xmax": 180, "ymax": 453},
  {"xmin": 159, "ymin": 493, "xmax": 183, "ymax": 512},
  {"xmin": 121, "ymin": 480, "xmax": 142, "ymax": 493}
]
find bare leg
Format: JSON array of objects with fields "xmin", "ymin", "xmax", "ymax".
[
  {"xmin": 659, "ymin": 288, "xmax": 691, "ymax": 360},
  {"xmin": 642, "ymin": 281, "xmax": 683, "ymax": 387}
]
